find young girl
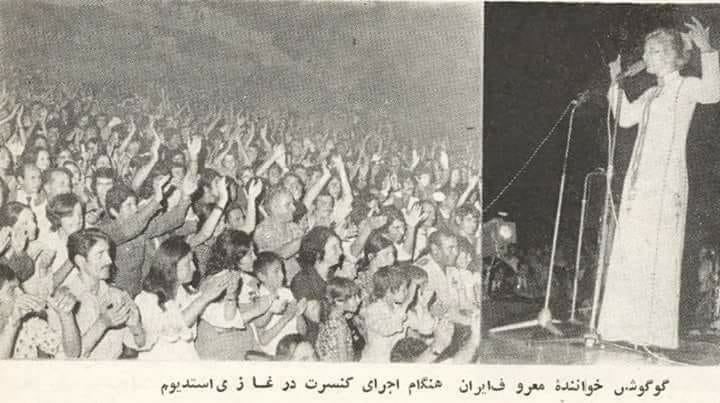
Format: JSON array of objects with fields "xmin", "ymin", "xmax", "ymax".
[
  {"xmin": 356, "ymin": 231, "xmax": 396, "ymax": 305},
  {"xmin": 315, "ymin": 277, "xmax": 361, "ymax": 362},
  {"xmin": 360, "ymin": 266, "xmax": 417, "ymax": 362},
  {"xmin": 401, "ymin": 264, "xmax": 437, "ymax": 339},
  {"xmin": 195, "ymin": 230, "xmax": 284, "ymax": 360},
  {"xmin": 252, "ymin": 251, "xmax": 307, "ymax": 356},
  {"xmin": 0, "ymin": 264, "xmax": 80, "ymax": 359},
  {"xmin": 133, "ymin": 236, "xmax": 230, "ymax": 360}
]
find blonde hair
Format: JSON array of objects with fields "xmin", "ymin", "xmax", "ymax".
[{"xmin": 645, "ymin": 28, "xmax": 691, "ymax": 69}]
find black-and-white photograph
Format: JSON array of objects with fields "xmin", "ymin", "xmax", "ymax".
[
  {"xmin": 0, "ymin": 0, "xmax": 482, "ymax": 364},
  {"xmin": 484, "ymin": 2, "xmax": 720, "ymax": 366},
  {"xmin": 3, "ymin": 0, "xmax": 720, "ymax": 376}
]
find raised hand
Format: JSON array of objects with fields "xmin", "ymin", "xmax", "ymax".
[
  {"xmin": 187, "ymin": 135, "xmax": 202, "ymax": 157},
  {"xmin": 152, "ymin": 174, "xmax": 171, "ymax": 203},
  {"xmin": 10, "ymin": 293, "xmax": 45, "ymax": 324},
  {"xmin": 247, "ymin": 178, "xmax": 263, "ymax": 200},
  {"xmin": 609, "ymin": 54, "xmax": 622, "ymax": 83},
  {"xmin": 403, "ymin": 202, "xmax": 427, "ymax": 228},
  {"xmin": 99, "ymin": 299, "xmax": 131, "ymax": 329},
  {"xmin": 685, "ymin": 16, "xmax": 713, "ymax": 52},
  {"xmin": 200, "ymin": 271, "xmax": 232, "ymax": 301}
]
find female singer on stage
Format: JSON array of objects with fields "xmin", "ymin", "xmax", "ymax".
[{"xmin": 598, "ymin": 17, "xmax": 720, "ymax": 350}]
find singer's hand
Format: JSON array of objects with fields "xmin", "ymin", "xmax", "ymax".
[
  {"xmin": 609, "ymin": 54, "xmax": 622, "ymax": 83},
  {"xmin": 685, "ymin": 16, "xmax": 713, "ymax": 53}
]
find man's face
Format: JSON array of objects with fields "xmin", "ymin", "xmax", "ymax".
[
  {"xmin": 117, "ymin": 196, "xmax": 138, "ymax": 219},
  {"xmin": 271, "ymin": 192, "xmax": 296, "ymax": 223},
  {"xmin": 314, "ymin": 195, "xmax": 334, "ymax": 218},
  {"xmin": 45, "ymin": 171, "xmax": 72, "ymax": 200},
  {"xmin": 83, "ymin": 239, "xmax": 113, "ymax": 280},
  {"xmin": 457, "ymin": 213, "xmax": 479, "ymax": 237},
  {"xmin": 434, "ymin": 234, "xmax": 458, "ymax": 268}
]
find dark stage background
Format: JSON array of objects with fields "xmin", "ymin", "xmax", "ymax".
[{"xmin": 484, "ymin": 3, "xmax": 720, "ymax": 328}]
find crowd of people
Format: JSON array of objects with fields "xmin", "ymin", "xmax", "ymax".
[{"xmin": 0, "ymin": 65, "xmax": 484, "ymax": 363}]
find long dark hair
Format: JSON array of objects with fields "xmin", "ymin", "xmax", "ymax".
[
  {"xmin": 297, "ymin": 226, "xmax": 337, "ymax": 271},
  {"xmin": 357, "ymin": 230, "xmax": 395, "ymax": 272},
  {"xmin": 142, "ymin": 236, "xmax": 192, "ymax": 308},
  {"xmin": 204, "ymin": 229, "xmax": 254, "ymax": 277}
]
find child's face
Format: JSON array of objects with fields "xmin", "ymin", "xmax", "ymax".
[
  {"xmin": 391, "ymin": 283, "xmax": 409, "ymax": 304},
  {"xmin": 261, "ymin": 262, "xmax": 285, "ymax": 289},
  {"xmin": 342, "ymin": 294, "xmax": 361, "ymax": 314},
  {"xmin": 456, "ymin": 251, "xmax": 471, "ymax": 271}
]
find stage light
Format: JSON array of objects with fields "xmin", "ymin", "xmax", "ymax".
[
  {"xmin": 498, "ymin": 223, "xmax": 514, "ymax": 241},
  {"xmin": 481, "ymin": 214, "xmax": 517, "ymax": 258}
]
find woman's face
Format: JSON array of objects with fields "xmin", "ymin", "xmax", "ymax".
[
  {"xmin": 327, "ymin": 177, "xmax": 341, "ymax": 199},
  {"xmin": 14, "ymin": 208, "xmax": 38, "ymax": 242},
  {"xmin": 60, "ymin": 203, "xmax": 84, "ymax": 234},
  {"xmin": 238, "ymin": 248, "xmax": 256, "ymax": 273},
  {"xmin": 36, "ymin": 150, "xmax": 51, "ymax": 172},
  {"xmin": 227, "ymin": 208, "xmax": 246, "ymax": 231},
  {"xmin": 386, "ymin": 219, "xmax": 405, "ymax": 243},
  {"xmin": 643, "ymin": 37, "xmax": 678, "ymax": 76},
  {"xmin": 322, "ymin": 235, "xmax": 343, "ymax": 268},
  {"xmin": 176, "ymin": 252, "xmax": 197, "ymax": 284},
  {"xmin": 371, "ymin": 245, "xmax": 396, "ymax": 269}
]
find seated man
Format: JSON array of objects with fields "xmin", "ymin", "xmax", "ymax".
[{"xmin": 64, "ymin": 228, "xmax": 145, "ymax": 359}]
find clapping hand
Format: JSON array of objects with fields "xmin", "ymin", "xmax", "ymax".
[{"xmin": 47, "ymin": 287, "xmax": 78, "ymax": 317}]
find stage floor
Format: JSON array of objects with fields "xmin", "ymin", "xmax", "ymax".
[{"xmin": 481, "ymin": 300, "xmax": 720, "ymax": 365}]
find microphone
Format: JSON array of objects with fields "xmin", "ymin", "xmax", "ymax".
[{"xmin": 617, "ymin": 60, "xmax": 646, "ymax": 80}]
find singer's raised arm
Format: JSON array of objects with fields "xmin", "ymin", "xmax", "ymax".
[{"xmin": 687, "ymin": 49, "xmax": 720, "ymax": 105}]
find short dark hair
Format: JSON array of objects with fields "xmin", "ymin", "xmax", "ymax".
[
  {"xmin": 254, "ymin": 251, "xmax": 284, "ymax": 278},
  {"xmin": 67, "ymin": 228, "xmax": 111, "ymax": 265},
  {"xmin": 275, "ymin": 333, "xmax": 308, "ymax": 360},
  {"xmin": 372, "ymin": 265, "xmax": 409, "ymax": 300},
  {"xmin": 428, "ymin": 228, "xmax": 455, "ymax": 248},
  {"xmin": 105, "ymin": 184, "xmax": 136, "ymax": 218},
  {"xmin": 390, "ymin": 337, "xmax": 429, "ymax": 363},
  {"xmin": 46, "ymin": 193, "xmax": 81, "ymax": 232},
  {"xmin": 42, "ymin": 167, "xmax": 72, "ymax": 187},
  {"xmin": 0, "ymin": 201, "xmax": 29, "ymax": 228},
  {"xmin": 92, "ymin": 167, "xmax": 116, "ymax": 191}
]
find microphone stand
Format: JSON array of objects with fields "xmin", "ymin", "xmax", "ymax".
[
  {"xmin": 584, "ymin": 79, "xmax": 623, "ymax": 347},
  {"xmin": 569, "ymin": 168, "xmax": 605, "ymax": 324},
  {"xmin": 489, "ymin": 93, "xmax": 586, "ymax": 337}
]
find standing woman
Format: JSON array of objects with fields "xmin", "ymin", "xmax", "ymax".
[{"xmin": 599, "ymin": 18, "xmax": 720, "ymax": 349}]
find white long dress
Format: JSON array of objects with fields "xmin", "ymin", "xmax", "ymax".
[{"xmin": 598, "ymin": 51, "xmax": 720, "ymax": 349}]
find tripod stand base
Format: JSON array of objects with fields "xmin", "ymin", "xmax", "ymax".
[{"xmin": 489, "ymin": 308, "xmax": 564, "ymax": 336}]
